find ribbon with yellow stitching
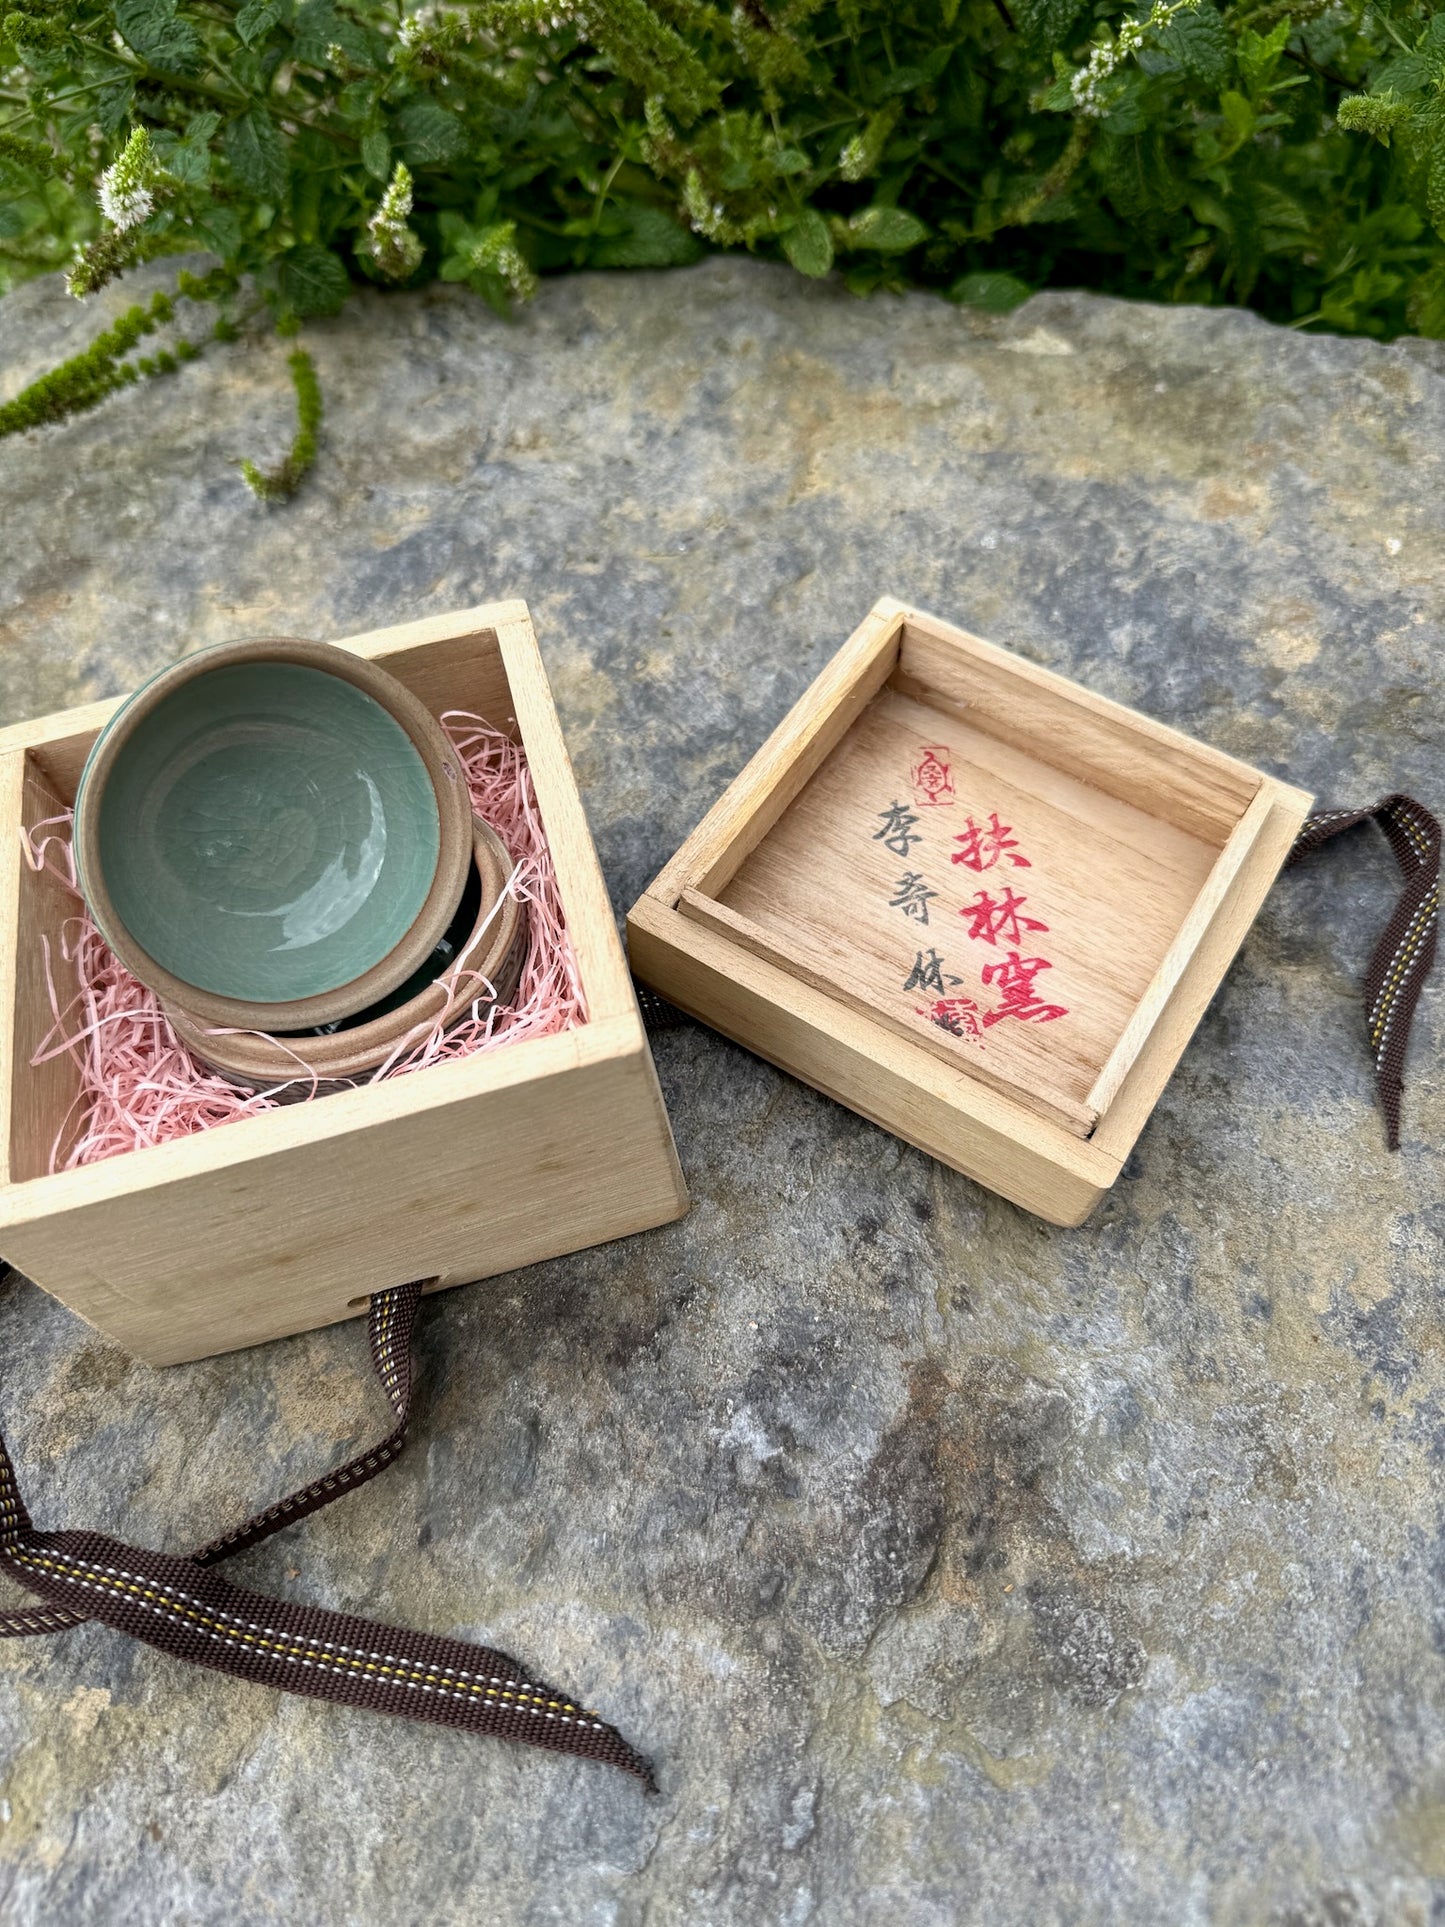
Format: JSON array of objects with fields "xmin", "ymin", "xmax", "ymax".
[
  {"xmin": 0, "ymin": 1279, "xmax": 654, "ymax": 1789},
  {"xmin": 1288, "ymin": 793, "xmax": 1441, "ymax": 1151}
]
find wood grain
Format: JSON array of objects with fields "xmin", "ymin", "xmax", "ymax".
[
  {"xmin": 494, "ymin": 612, "xmax": 637, "ymax": 1025},
  {"xmin": 631, "ymin": 890, "xmax": 1120, "ymax": 1227},
  {"xmin": 0, "ymin": 1019, "xmax": 684, "ymax": 1366},
  {"xmin": 1084, "ymin": 783, "xmax": 1276, "ymax": 1116},
  {"xmin": 629, "ymin": 595, "xmax": 1313, "ymax": 1222},
  {"xmin": 5, "ymin": 755, "xmax": 86, "ymax": 1184},
  {"xmin": 677, "ymin": 885, "xmax": 1098, "ymax": 1137},
  {"xmin": 0, "ymin": 602, "xmax": 689, "ymax": 1363},
  {"xmin": 648, "ymin": 600, "xmax": 904, "ymax": 907},
  {"xmin": 0, "ymin": 750, "xmax": 27, "ymax": 1189},
  {"xmin": 716, "ymin": 686, "xmax": 1216, "ymax": 1112},
  {"xmin": 1088, "ymin": 779, "xmax": 1312, "ymax": 1160},
  {"xmin": 895, "ymin": 611, "xmax": 1262, "ymax": 843}
]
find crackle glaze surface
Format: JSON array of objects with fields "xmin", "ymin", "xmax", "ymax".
[
  {"xmin": 0, "ymin": 258, "xmax": 1442, "ymax": 1926},
  {"xmin": 84, "ymin": 659, "xmax": 441, "ymax": 1004}
]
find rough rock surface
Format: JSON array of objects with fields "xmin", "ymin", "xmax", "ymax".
[{"xmin": 1, "ymin": 257, "xmax": 1444, "ymax": 1927}]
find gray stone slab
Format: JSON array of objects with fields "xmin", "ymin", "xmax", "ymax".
[{"xmin": 0, "ymin": 257, "xmax": 1442, "ymax": 1926}]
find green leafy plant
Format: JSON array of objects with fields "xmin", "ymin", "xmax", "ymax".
[{"xmin": 2, "ymin": 0, "xmax": 1443, "ymax": 496}]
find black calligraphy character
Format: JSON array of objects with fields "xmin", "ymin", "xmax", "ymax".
[
  {"xmin": 874, "ymin": 801, "xmax": 922, "ymax": 859},
  {"xmin": 889, "ymin": 872, "xmax": 937, "ymax": 924},
  {"xmin": 903, "ymin": 948, "xmax": 962, "ymax": 995}
]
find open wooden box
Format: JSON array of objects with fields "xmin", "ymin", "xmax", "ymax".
[
  {"xmin": 0, "ymin": 601, "xmax": 688, "ymax": 1366},
  {"xmin": 628, "ymin": 598, "xmax": 1312, "ymax": 1226}
]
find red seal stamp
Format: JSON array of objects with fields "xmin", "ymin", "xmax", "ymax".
[
  {"xmin": 916, "ymin": 996, "xmax": 986, "ymax": 1040},
  {"xmin": 910, "ymin": 744, "xmax": 955, "ymax": 808}
]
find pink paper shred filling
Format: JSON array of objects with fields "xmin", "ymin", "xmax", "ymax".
[{"xmin": 20, "ymin": 712, "xmax": 587, "ymax": 1173}]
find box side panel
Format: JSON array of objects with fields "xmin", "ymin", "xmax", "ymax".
[
  {"xmin": 360, "ymin": 621, "xmax": 517, "ymax": 740},
  {"xmin": 0, "ymin": 693, "xmax": 122, "ymax": 781},
  {"xmin": 494, "ymin": 611, "xmax": 640, "ymax": 1027},
  {"xmin": 0, "ymin": 1019, "xmax": 687, "ymax": 1366},
  {"xmin": 0, "ymin": 751, "xmax": 25, "ymax": 1187},
  {"xmin": 5, "ymin": 754, "xmax": 85, "ymax": 1183},
  {"xmin": 629, "ymin": 896, "xmax": 1118, "ymax": 1227},
  {"xmin": 677, "ymin": 886, "xmax": 1097, "ymax": 1137},
  {"xmin": 1085, "ymin": 783, "xmax": 1277, "ymax": 1116},
  {"xmin": 895, "ymin": 615, "xmax": 1260, "ymax": 844},
  {"xmin": 340, "ymin": 601, "xmax": 529, "ymax": 661},
  {"xmin": 647, "ymin": 599, "xmax": 904, "ymax": 908},
  {"xmin": 1090, "ymin": 778, "xmax": 1313, "ymax": 1159},
  {"xmin": 2, "ymin": 603, "xmax": 527, "ymax": 804}
]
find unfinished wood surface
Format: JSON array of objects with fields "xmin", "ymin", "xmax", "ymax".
[
  {"xmin": 714, "ymin": 684, "xmax": 1217, "ymax": 1117},
  {"xmin": 0, "ymin": 603, "xmax": 524, "ymax": 802},
  {"xmin": 0, "ymin": 695, "xmax": 120, "ymax": 806},
  {"xmin": 1084, "ymin": 783, "xmax": 1277, "ymax": 1116},
  {"xmin": 679, "ymin": 886, "xmax": 1097, "ymax": 1137},
  {"xmin": 648, "ymin": 600, "xmax": 905, "ymax": 908},
  {"xmin": 630, "ymin": 891, "xmax": 1119, "ymax": 1226},
  {"xmin": 0, "ymin": 1018, "xmax": 684, "ymax": 1365},
  {"xmin": 1089, "ymin": 776, "xmax": 1312, "ymax": 1160},
  {"xmin": 0, "ymin": 602, "xmax": 688, "ymax": 1362},
  {"xmin": 349, "ymin": 605, "xmax": 521, "ymax": 743},
  {"xmin": 6, "ymin": 755, "xmax": 87, "ymax": 1183},
  {"xmin": 495, "ymin": 611, "xmax": 635, "ymax": 1025},
  {"xmin": 629, "ymin": 594, "xmax": 1314, "ymax": 1222},
  {"xmin": 895, "ymin": 611, "xmax": 1262, "ymax": 844},
  {"xmin": 0, "ymin": 752, "xmax": 26, "ymax": 1188}
]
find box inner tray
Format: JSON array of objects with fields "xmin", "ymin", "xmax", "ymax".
[{"xmin": 692, "ymin": 680, "xmax": 1232, "ymax": 1137}]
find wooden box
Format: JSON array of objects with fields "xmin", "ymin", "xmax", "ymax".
[
  {"xmin": 628, "ymin": 598, "xmax": 1312, "ymax": 1226},
  {"xmin": 0, "ymin": 602, "xmax": 688, "ymax": 1365}
]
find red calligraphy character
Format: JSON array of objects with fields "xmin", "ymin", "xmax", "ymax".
[
  {"xmin": 960, "ymin": 886, "xmax": 1048, "ymax": 948},
  {"xmin": 980, "ymin": 951, "xmax": 1068, "ymax": 1026},
  {"xmin": 950, "ymin": 812, "xmax": 1030, "ymax": 873}
]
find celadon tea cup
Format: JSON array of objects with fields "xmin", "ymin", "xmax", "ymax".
[
  {"xmin": 164, "ymin": 815, "xmax": 529, "ymax": 1097},
  {"xmin": 74, "ymin": 637, "xmax": 472, "ymax": 1031}
]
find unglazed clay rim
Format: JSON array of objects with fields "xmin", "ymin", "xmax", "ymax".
[
  {"xmin": 163, "ymin": 816, "xmax": 527, "ymax": 1090},
  {"xmin": 74, "ymin": 636, "xmax": 473, "ymax": 1032}
]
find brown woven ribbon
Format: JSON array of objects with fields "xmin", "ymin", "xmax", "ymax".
[
  {"xmin": 0, "ymin": 1278, "xmax": 654, "ymax": 1789},
  {"xmin": 1288, "ymin": 794, "xmax": 1441, "ymax": 1150}
]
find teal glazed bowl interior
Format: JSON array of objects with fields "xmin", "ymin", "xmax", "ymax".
[{"xmin": 75, "ymin": 639, "xmax": 471, "ymax": 1030}]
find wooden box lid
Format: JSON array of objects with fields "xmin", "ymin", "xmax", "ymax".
[{"xmin": 628, "ymin": 598, "xmax": 1312, "ymax": 1225}]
